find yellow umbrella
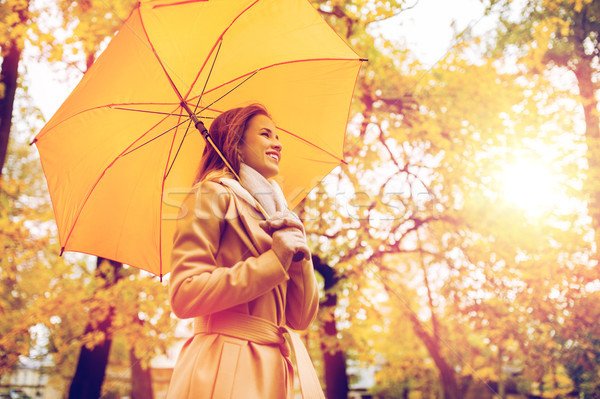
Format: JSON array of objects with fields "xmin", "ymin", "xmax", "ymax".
[{"xmin": 33, "ymin": 0, "xmax": 365, "ymax": 278}]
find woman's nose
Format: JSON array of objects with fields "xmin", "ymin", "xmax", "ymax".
[{"xmin": 272, "ymin": 139, "xmax": 282, "ymax": 151}]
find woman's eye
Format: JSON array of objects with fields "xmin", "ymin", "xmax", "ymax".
[{"xmin": 261, "ymin": 132, "xmax": 269, "ymax": 137}]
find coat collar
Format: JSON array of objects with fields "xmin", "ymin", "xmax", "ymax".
[{"xmin": 204, "ymin": 164, "xmax": 288, "ymax": 218}]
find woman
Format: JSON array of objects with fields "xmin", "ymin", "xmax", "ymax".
[{"xmin": 166, "ymin": 104, "xmax": 323, "ymax": 399}]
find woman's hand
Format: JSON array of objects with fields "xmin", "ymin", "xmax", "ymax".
[{"xmin": 259, "ymin": 212, "xmax": 310, "ymax": 269}]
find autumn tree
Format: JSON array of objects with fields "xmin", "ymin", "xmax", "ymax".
[
  {"xmin": 2, "ymin": 2, "xmax": 173, "ymax": 398},
  {"xmin": 6, "ymin": 0, "xmax": 597, "ymax": 397},
  {"xmin": 305, "ymin": 1, "xmax": 506, "ymax": 397},
  {"xmin": 38, "ymin": 2, "xmax": 161, "ymax": 398},
  {"xmin": 301, "ymin": 1, "xmax": 598, "ymax": 398},
  {"xmin": 483, "ymin": 0, "xmax": 600, "ymax": 394},
  {"xmin": 0, "ymin": 86, "xmax": 57, "ymax": 374},
  {"xmin": 488, "ymin": 0, "xmax": 599, "ymax": 253},
  {"xmin": 0, "ymin": 0, "xmax": 32, "ymax": 176}
]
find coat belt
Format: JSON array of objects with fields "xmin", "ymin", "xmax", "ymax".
[{"xmin": 194, "ymin": 311, "xmax": 325, "ymax": 399}]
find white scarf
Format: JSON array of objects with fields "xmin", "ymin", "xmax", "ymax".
[{"xmin": 218, "ymin": 163, "xmax": 288, "ymax": 217}]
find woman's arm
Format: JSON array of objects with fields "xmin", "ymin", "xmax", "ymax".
[
  {"xmin": 285, "ymin": 257, "xmax": 319, "ymax": 331},
  {"xmin": 259, "ymin": 212, "xmax": 319, "ymax": 330},
  {"xmin": 169, "ymin": 181, "xmax": 290, "ymax": 319}
]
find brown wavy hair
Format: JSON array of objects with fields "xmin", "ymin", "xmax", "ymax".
[{"xmin": 196, "ymin": 104, "xmax": 270, "ymax": 182}]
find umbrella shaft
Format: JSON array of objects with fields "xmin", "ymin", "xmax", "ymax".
[
  {"xmin": 179, "ymin": 102, "xmax": 232, "ymax": 177},
  {"xmin": 180, "ymin": 101, "xmax": 209, "ymax": 138}
]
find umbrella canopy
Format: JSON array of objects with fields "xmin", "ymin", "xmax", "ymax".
[{"xmin": 33, "ymin": 0, "xmax": 364, "ymax": 277}]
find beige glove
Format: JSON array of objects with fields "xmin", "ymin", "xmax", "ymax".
[{"xmin": 259, "ymin": 211, "xmax": 310, "ymax": 269}]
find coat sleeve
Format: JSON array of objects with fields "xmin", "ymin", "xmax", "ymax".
[
  {"xmin": 169, "ymin": 181, "xmax": 290, "ymax": 319},
  {"xmin": 285, "ymin": 256, "xmax": 320, "ymax": 330}
]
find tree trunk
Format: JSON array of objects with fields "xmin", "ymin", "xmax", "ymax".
[
  {"xmin": 410, "ymin": 317, "xmax": 460, "ymax": 399},
  {"xmin": 0, "ymin": 0, "xmax": 29, "ymax": 177},
  {"xmin": 497, "ymin": 346, "xmax": 505, "ymax": 399},
  {"xmin": 572, "ymin": 22, "xmax": 600, "ymax": 264},
  {"xmin": 384, "ymin": 283, "xmax": 461, "ymax": 399},
  {"xmin": 68, "ymin": 310, "xmax": 115, "ymax": 399},
  {"xmin": 130, "ymin": 314, "xmax": 154, "ymax": 399},
  {"xmin": 68, "ymin": 258, "xmax": 122, "ymax": 399},
  {"xmin": 415, "ymin": 233, "xmax": 461, "ymax": 399},
  {"xmin": 0, "ymin": 41, "xmax": 21, "ymax": 177},
  {"xmin": 130, "ymin": 346, "xmax": 154, "ymax": 399},
  {"xmin": 313, "ymin": 255, "xmax": 349, "ymax": 399}
]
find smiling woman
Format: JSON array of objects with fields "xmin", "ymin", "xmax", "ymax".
[{"xmin": 167, "ymin": 104, "xmax": 323, "ymax": 399}]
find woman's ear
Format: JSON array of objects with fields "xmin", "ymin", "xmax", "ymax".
[{"xmin": 237, "ymin": 147, "xmax": 245, "ymax": 163}]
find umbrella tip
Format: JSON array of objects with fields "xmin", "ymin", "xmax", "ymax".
[
  {"xmin": 29, "ymin": 138, "xmax": 37, "ymax": 146},
  {"xmin": 59, "ymin": 247, "xmax": 64, "ymax": 256},
  {"xmin": 360, "ymin": 58, "xmax": 368, "ymax": 62}
]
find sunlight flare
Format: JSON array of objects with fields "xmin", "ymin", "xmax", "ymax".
[{"xmin": 499, "ymin": 160, "xmax": 559, "ymax": 216}]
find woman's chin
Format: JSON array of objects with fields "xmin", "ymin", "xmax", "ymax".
[{"xmin": 263, "ymin": 167, "xmax": 279, "ymax": 180}]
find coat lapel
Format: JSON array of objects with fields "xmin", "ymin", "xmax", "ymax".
[
  {"xmin": 219, "ymin": 181, "xmax": 287, "ymax": 325},
  {"xmin": 220, "ymin": 183, "xmax": 272, "ymax": 255}
]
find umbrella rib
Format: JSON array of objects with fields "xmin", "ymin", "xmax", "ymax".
[
  {"xmin": 277, "ymin": 126, "xmax": 346, "ymax": 164},
  {"xmin": 121, "ymin": 117, "xmax": 219, "ymax": 157},
  {"xmin": 194, "ymin": 69, "xmax": 260, "ymax": 116},
  {"xmin": 164, "ymin": 113, "xmax": 195, "ymax": 179},
  {"xmin": 60, "ymin": 111, "xmax": 178, "ymax": 254},
  {"xmin": 138, "ymin": 6, "xmax": 187, "ymax": 105},
  {"xmin": 192, "ymin": 38, "xmax": 223, "ymax": 115},
  {"xmin": 32, "ymin": 102, "xmax": 184, "ymax": 143},
  {"xmin": 184, "ymin": 57, "xmax": 365, "ymax": 164},
  {"xmin": 166, "ymin": 104, "xmax": 250, "ymax": 184},
  {"xmin": 109, "ymin": 107, "xmax": 187, "ymax": 117},
  {"xmin": 196, "ymin": 57, "xmax": 365, "ymax": 98},
  {"xmin": 121, "ymin": 119, "xmax": 189, "ymax": 157},
  {"xmin": 296, "ymin": 157, "xmax": 341, "ymax": 165},
  {"xmin": 183, "ymin": 0, "xmax": 260, "ymax": 101},
  {"xmin": 122, "ymin": 112, "xmax": 218, "ymax": 159},
  {"xmin": 158, "ymin": 111, "xmax": 189, "ymax": 279},
  {"xmin": 152, "ymin": 0, "xmax": 209, "ymax": 8}
]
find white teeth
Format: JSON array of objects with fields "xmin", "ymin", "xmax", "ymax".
[{"xmin": 268, "ymin": 153, "xmax": 279, "ymax": 162}]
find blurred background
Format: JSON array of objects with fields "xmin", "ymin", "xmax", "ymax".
[{"xmin": 1, "ymin": 0, "xmax": 599, "ymax": 398}]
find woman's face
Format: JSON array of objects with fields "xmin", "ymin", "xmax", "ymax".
[{"xmin": 239, "ymin": 114, "xmax": 282, "ymax": 179}]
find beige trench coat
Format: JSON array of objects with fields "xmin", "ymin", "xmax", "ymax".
[{"xmin": 166, "ymin": 180, "xmax": 321, "ymax": 399}]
